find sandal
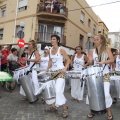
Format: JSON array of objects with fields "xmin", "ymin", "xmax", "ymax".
[
  {"xmin": 22, "ymin": 97, "xmax": 27, "ymax": 101},
  {"xmin": 108, "ymin": 115, "xmax": 113, "ymax": 120},
  {"xmin": 41, "ymin": 97, "xmax": 45, "ymax": 104},
  {"xmin": 112, "ymin": 98, "xmax": 117, "ymax": 104},
  {"xmin": 62, "ymin": 106, "xmax": 68, "ymax": 118},
  {"xmin": 45, "ymin": 107, "xmax": 57, "ymax": 112},
  {"xmin": 78, "ymin": 100, "xmax": 82, "ymax": 103},
  {"xmin": 71, "ymin": 97, "xmax": 75, "ymax": 100},
  {"xmin": 87, "ymin": 113, "xmax": 95, "ymax": 118}
]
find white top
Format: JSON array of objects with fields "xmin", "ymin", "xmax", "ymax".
[
  {"xmin": 115, "ymin": 55, "xmax": 120, "ymax": 71},
  {"xmin": 50, "ymin": 47, "xmax": 64, "ymax": 71},
  {"xmin": 27, "ymin": 52, "xmax": 37, "ymax": 69},
  {"xmin": 7, "ymin": 53, "xmax": 18, "ymax": 61},
  {"xmin": 73, "ymin": 54, "xmax": 84, "ymax": 71},
  {"xmin": 93, "ymin": 49, "xmax": 110, "ymax": 75},
  {"xmin": 40, "ymin": 55, "xmax": 49, "ymax": 71}
]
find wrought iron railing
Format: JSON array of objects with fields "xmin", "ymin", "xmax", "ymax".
[{"xmin": 35, "ymin": 32, "xmax": 66, "ymax": 45}]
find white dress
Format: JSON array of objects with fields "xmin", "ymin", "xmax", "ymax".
[
  {"xmin": 20, "ymin": 52, "xmax": 39, "ymax": 96},
  {"xmin": 46, "ymin": 47, "xmax": 66, "ymax": 107},
  {"xmin": 71, "ymin": 54, "xmax": 85, "ymax": 100},
  {"xmin": 86, "ymin": 49, "xmax": 112, "ymax": 108}
]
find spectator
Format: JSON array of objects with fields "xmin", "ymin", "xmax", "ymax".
[
  {"xmin": 19, "ymin": 53, "xmax": 26, "ymax": 67},
  {"xmin": 7, "ymin": 48, "xmax": 18, "ymax": 62},
  {"xmin": 1, "ymin": 46, "xmax": 8, "ymax": 71},
  {"xmin": 53, "ymin": 0, "xmax": 58, "ymax": 13},
  {"xmin": 45, "ymin": 0, "xmax": 51, "ymax": 12},
  {"xmin": 0, "ymin": 45, "xmax": 2, "ymax": 71},
  {"xmin": 7, "ymin": 48, "xmax": 20, "ymax": 71},
  {"xmin": 59, "ymin": 2, "xmax": 64, "ymax": 14}
]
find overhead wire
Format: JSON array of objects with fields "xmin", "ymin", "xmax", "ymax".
[{"xmin": 69, "ymin": 1, "xmax": 120, "ymax": 11}]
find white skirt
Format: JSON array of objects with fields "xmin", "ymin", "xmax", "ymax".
[
  {"xmin": 86, "ymin": 82, "xmax": 112, "ymax": 108},
  {"xmin": 71, "ymin": 78, "xmax": 85, "ymax": 100}
]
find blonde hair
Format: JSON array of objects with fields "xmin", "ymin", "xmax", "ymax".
[
  {"xmin": 29, "ymin": 40, "xmax": 37, "ymax": 50},
  {"xmin": 96, "ymin": 34, "xmax": 107, "ymax": 59}
]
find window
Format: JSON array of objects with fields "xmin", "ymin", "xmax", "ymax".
[
  {"xmin": 18, "ymin": 0, "xmax": 28, "ymax": 12},
  {"xmin": 98, "ymin": 26, "xmax": 101, "ymax": 33},
  {"xmin": 80, "ymin": 11, "xmax": 85, "ymax": 24},
  {"xmin": 88, "ymin": 19, "xmax": 91, "ymax": 27},
  {"xmin": 93, "ymin": 24, "xmax": 96, "ymax": 35},
  {"xmin": 1, "ymin": 7, "xmax": 6, "ymax": 17},
  {"xmin": 0, "ymin": 28, "xmax": 4, "ymax": 39},
  {"xmin": 38, "ymin": 24, "xmax": 63, "ymax": 42},
  {"xmin": 18, "ymin": 6, "xmax": 27, "ymax": 12},
  {"xmin": 79, "ymin": 34, "xmax": 84, "ymax": 46}
]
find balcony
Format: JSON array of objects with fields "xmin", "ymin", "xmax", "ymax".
[
  {"xmin": 35, "ymin": 32, "xmax": 66, "ymax": 45},
  {"xmin": 36, "ymin": 2, "xmax": 68, "ymax": 23}
]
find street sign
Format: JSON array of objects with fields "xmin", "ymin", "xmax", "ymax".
[
  {"xmin": 18, "ymin": 39, "xmax": 25, "ymax": 48},
  {"xmin": 17, "ymin": 30, "xmax": 24, "ymax": 39}
]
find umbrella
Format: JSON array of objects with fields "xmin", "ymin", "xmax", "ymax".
[{"xmin": 0, "ymin": 72, "xmax": 13, "ymax": 82}]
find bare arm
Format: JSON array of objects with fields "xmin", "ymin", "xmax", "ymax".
[
  {"xmin": 112, "ymin": 55, "xmax": 117, "ymax": 70},
  {"xmin": 84, "ymin": 55, "xmax": 89, "ymax": 66},
  {"xmin": 87, "ymin": 49, "xmax": 94, "ymax": 65},
  {"xmin": 98, "ymin": 47, "xmax": 114, "ymax": 64},
  {"xmin": 70, "ymin": 54, "xmax": 75, "ymax": 66},
  {"xmin": 61, "ymin": 48, "xmax": 70, "ymax": 72}
]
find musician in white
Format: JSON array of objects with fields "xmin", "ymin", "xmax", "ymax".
[
  {"xmin": 71, "ymin": 46, "xmax": 88, "ymax": 102},
  {"xmin": 39, "ymin": 46, "xmax": 49, "ymax": 71},
  {"xmin": 45, "ymin": 35, "xmax": 70, "ymax": 118},
  {"xmin": 111, "ymin": 51, "xmax": 120, "ymax": 103},
  {"xmin": 87, "ymin": 34, "xmax": 114, "ymax": 120},
  {"xmin": 20, "ymin": 40, "xmax": 40, "ymax": 100}
]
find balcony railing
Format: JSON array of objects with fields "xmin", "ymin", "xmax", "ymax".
[
  {"xmin": 35, "ymin": 32, "xmax": 66, "ymax": 45},
  {"xmin": 36, "ymin": 2, "xmax": 68, "ymax": 17}
]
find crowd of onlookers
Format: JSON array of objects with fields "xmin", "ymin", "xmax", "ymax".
[
  {"xmin": 0, "ymin": 44, "xmax": 27, "ymax": 72},
  {"xmin": 41, "ymin": 0, "xmax": 66, "ymax": 14}
]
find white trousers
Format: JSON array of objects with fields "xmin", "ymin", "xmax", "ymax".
[
  {"xmin": 20, "ymin": 69, "xmax": 39, "ymax": 96},
  {"xmin": 71, "ymin": 78, "xmax": 85, "ymax": 100},
  {"xmin": 46, "ymin": 78, "xmax": 67, "ymax": 107},
  {"xmin": 86, "ymin": 82, "xmax": 112, "ymax": 108}
]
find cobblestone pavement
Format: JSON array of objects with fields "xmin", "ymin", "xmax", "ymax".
[{"xmin": 0, "ymin": 85, "xmax": 120, "ymax": 120}]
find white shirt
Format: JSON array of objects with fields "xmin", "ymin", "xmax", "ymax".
[
  {"xmin": 50, "ymin": 47, "xmax": 64, "ymax": 71},
  {"xmin": 93, "ymin": 49, "xmax": 110, "ymax": 75},
  {"xmin": 115, "ymin": 55, "xmax": 120, "ymax": 71},
  {"xmin": 40, "ymin": 55, "xmax": 49, "ymax": 71},
  {"xmin": 73, "ymin": 54, "xmax": 84, "ymax": 71},
  {"xmin": 7, "ymin": 53, "xmax": 18, "ymax": 61}
]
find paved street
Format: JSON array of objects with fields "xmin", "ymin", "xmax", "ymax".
[{"xmin": 0, "ymin": 85, "xmax": 120, "ymax": 120}]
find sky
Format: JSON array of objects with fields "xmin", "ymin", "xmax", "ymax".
[{"xmin": 85, "ymin": 0, "xmax": 120, "ymax": 32}]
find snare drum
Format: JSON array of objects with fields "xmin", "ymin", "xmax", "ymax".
[
  {"xmin": 37, "ymin": 72, "xmax": 56, "ymax": 101},
  {"xmin": 13, "ymin": 66, "xmax": 29, "ymax": 83},
  {"xmin": 68, "ymin": 71, "xmax": 81, "ymax": 79},
  {"xmin": 42, "ymin": 80, "xmax": 56, "ymax": 100},
  {"xmin": 86, "ymin": 64, "xmax": 103, "ymax": 77},
  {"xmin": 86, "ymin": 65, "xmax": 106, "ymax": 114},
  {"xmin": 110, "ymin": 75, "xmax": 120, "ymax": 99}
]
